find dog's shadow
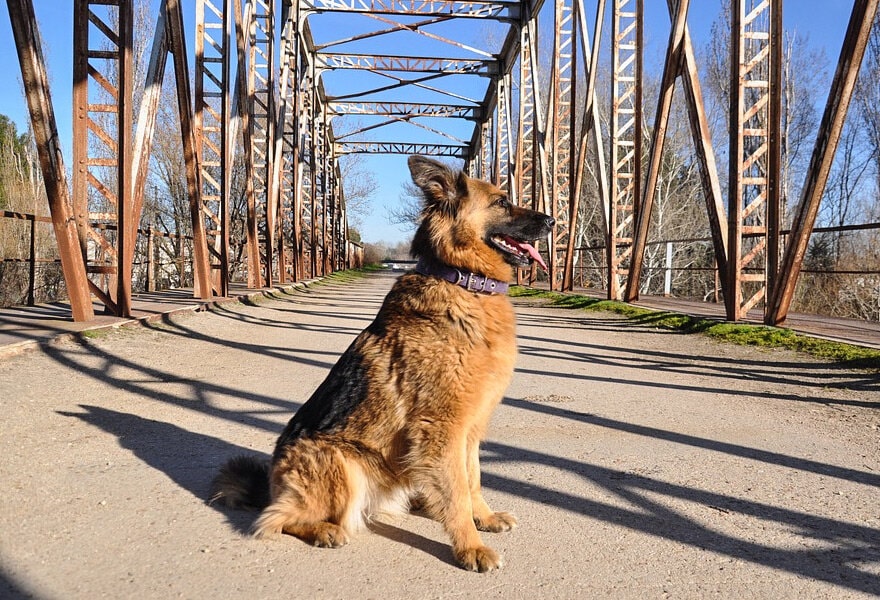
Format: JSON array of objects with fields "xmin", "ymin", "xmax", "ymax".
[
  {"xmin": 368, "ymin": 515, "xmax": 457, "ymax": 568},
  {"xmin": 59, "ymin": 405, "xmax": 260, "ymax": 534},
  {"xmin": 60, "ymin": 405, "xmax": 458, "ymax": 565},
  {"xmin": 220, "ymin": 506, "xmax": 457, "ymax": 567}
]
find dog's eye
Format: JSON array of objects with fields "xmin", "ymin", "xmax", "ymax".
[{"xmin": 494, "ymin": 197, "xmax": 510, "ymax": 209}]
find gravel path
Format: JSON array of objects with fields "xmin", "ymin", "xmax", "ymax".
[{"xmin": 1, "ymin": 271, "xmax": 878, "ymax": 599}]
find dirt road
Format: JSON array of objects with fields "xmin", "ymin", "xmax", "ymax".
[{"xmin": 1, "ymin": 271, "xmax": 878, "ymax": 599}]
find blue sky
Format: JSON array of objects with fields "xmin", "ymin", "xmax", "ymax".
[{"xmin": 0, "ymin": 1, "xmax": 856, "ymax": 245}]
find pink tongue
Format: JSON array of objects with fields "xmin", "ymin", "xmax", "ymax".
[{"xmin": 506, "ymin": 236, "xmax": 548, "ymax": 272}]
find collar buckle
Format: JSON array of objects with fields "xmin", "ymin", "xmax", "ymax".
[{"xmin": 465, "ymin": 272, "xmax": 483, "ymax": 292}]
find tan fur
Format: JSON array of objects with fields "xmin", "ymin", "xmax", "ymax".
[{"xmin": 214, "ymin": 156, "xmax": 552, "ymax": 572}]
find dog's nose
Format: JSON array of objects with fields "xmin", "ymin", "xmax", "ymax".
[{"xmin": 544, "ymin": 215, "xmax": 556, "ymax": 229}]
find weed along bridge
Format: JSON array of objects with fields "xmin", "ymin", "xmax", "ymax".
[{"xmin": 2, "ymin": 0, "xmax": 880, "ymax": 598}]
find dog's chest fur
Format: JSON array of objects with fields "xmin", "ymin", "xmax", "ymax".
[
  {"xmin": 273, "ymin": 273, "xmax": 518, "ymax": 459},
  {"xmin": 371, "ymin": 273, "xmax": 517, "ymax": 420}
]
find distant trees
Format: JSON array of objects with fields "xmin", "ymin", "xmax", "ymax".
[
  {"xmin": 0, "ymin": 116, "xmax": 64, "ymax": 306},
  {"xmin": 362, "ymin": 239, "xmax": 411, "ymax": 265},
  {"xmin": 0, "ymin": 115, "xmax": 32, "ymax": 211}
]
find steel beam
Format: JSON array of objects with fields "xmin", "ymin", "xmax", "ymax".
[
  {"xmin": 333, "ymin": 142, "xmax": 468, "ymax": 157},
  {"xmin": 276, "ymin": 3, "xmax": 298, "ymax": 282},
  {"xmin": 231, "ymin": 0, "xmax": 261, "ymax": 288},
  {"xmin": 195, "ymin": 0, "xmax": 230, "ymax": 296},
  {"xmin": 609, "ymin": 0, "xmax": 642, "ymax": 300},
  {"xmin": 298, "ymin": 48, "xmax": 316, "ymax": 278},
  {"xmin": 727, "ymin": 0, "xmax": 778, "ymax": 321},
  {"xmin": 565, "ymin": 0, "xmax": 608, "ymax": 291},
  {"xmin": 328, "ymin": 102, "xmax": 480, "ymax": 120},
  {"xmin": 514, "ymin": 12, "xmax": 537, "ymax": 217},
  {"xmin": 72, "ymin": 0, "xmax": 134, "ymax": 317},
  {"xmin": 247, "ymin": 0, "xmax": 277, "ymax": 287},
  {"xmin": 625, "ymin": 0, "xmax": 689, "ymax": 302},
  {"xmin": 291, "ymin": 22, "xmax": 310, "ymax": 280},
  {"xmin": 314, "ymin": 53, "xmax": 497, "ymax": 75},
  {"xmin": 675, "ymin": 2, "xmax": 729, "ymax": 287},
  {"xmin": 299, "ymin": 0, "xmax": 520, "ymax": 20},
  {"xmin": 495, "ymin": 72, "xmax": 514, "ymax": 192},
  {"xmin": 767, "ymin": 0, "xmax": 880, "ymax": 324},
  {"xmin": 7, "ymin": 0, "xmax": 95, "ymax": 321},
  {"xmin": 548, "ymin": 0, "xmax": 575, "ymax": 291},
  {"xmin": 129, "ymin": 6, "xmax": 169, "ymax": 263}
]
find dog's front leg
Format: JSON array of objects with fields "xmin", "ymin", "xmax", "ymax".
[
  {"xmin": 446, "ymin": 444, "xmax": 503, "ymax": 572},
  {"xmin": 466, "ymin": 432, "xmax": 517, "ymax": 533},
  {"xmin": 418, "ymin": 438, "xmax": 503, "ymax": 572}
]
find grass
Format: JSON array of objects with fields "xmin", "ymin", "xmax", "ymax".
[
  {"xmin": 79, "ymin": 327, "xmax": 115, "ymax": 340},
  {"xmin": 509, "ymin": 286, "xmax": 880, "ymax": 371}
]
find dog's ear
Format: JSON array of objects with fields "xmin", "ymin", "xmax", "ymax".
[{"xmin": 408, "ymin": 155, "xmax": 466, "ymax": 211}]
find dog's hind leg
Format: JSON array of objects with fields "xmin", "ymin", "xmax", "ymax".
[
  {"xmin": 252, "ymin": 441, "xmax": 360, "ymax": 548},
  {"xmin": 466, "ymin": 432, "xmax": 517, "ymax": 533},
  {"xmin": 253, "ymin": 495, "xmax": 351, "ymax": 548}
]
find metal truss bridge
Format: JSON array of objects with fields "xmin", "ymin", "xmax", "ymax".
[{"xmin": 5, "ymin": 0, "xmax": 879, "ymax": 325}]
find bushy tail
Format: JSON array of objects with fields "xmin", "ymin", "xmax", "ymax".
[{"xmin": 209, "ymin": 455, "xmax": 271, "ymax": 511}]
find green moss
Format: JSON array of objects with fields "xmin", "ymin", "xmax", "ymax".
[
  {"xmin": 240, "ymin": 294, "xmax": 269, "ymax": 306},
  {"xmin": 509, "ymin": 286, "xmax": 880, "ymax": 371},
  {"xmin": 79, "ymin": 328, "xmax": 113, "ymax": 339},
  {"xmin": 359, "ymin": 263, "xmax": 388, "ymax": 272}
]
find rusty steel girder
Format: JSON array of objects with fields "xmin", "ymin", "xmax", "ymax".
[
  {"xmin": 547, "ymin": 0, "xmax": 576, "ymax": 291},
  {"xmin": 767, "ymin": 0, "xmax": 879, "ymax": 325},
  {"xmin": 315, "ymin": 53, "xmax": 497, "ymax": 75},
  {"xmin": 194, "ymin": 0, "xmax": 231, "ymax": 297},
  {"xmin": 625, "ymin": 0, "xmax": 728, "ymax": 304},
  {"xmin": 7, "ymin": 0, "xmax": 94, "ymax": 321},
  {"xmin": 72, "ymin": 0, "xmax": 134, "ymax": 317},
  {"xmin": 275, "ymin": 1, "xmax": 299, "ymax": 283},
  {"xmin": 725, "ymin": 0, "xmax": 779, "ymax": 321},
  {"xmin": 608, "ymin": 0, "xmax": 642, "ymax": 301},
  {"xmin": 246, "ymin": 0, "xmax": 277, "ymax": 287},
  {"xmin": 300, "ymin": 0, "xmax": 521, "ymax": 20},
  {"xmin": 329, "ymin": 102, "xmax": 481, "ymax": 120}
]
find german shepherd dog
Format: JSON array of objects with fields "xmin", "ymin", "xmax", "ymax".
[{"xmin": 211, "ymin": 155, "xmax": 554, "ymax": 572}]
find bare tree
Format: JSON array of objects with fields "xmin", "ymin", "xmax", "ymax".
[
  {"xmin": 386, "ymin": 179, "xmax": 423, "ymax": 232},
  {"xmin": 857, "ymin": 12, "xmax": 880, "ymax": 197},
  {"xmin": 337, "ymin": 153, "xmax": 378, "ymax": 229}
]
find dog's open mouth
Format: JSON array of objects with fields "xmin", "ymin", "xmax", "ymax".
[{"xmin": 490, "ymin": 235, "xmax": 548, "ymax": 271}]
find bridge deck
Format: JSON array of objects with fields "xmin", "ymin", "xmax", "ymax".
[{"xmin": 0, "ymin": 271, "xmax": 878, "ymax": 598}]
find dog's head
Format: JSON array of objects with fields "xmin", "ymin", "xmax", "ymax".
[{"xmin": 407, "ymin": 155, "xmax": 554, "ymax": 281}]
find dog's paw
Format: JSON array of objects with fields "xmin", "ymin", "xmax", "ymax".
[
  {"xmin": 475, "ymin": 511, "xmax": 517, "ymax": 533},
  {"xmin": 311, "ymin": 522, "xmax": 349, "ymax": 548},
  {"xmin": 454, "ymin": 545, "xmax": 503, "ymax": 573}
]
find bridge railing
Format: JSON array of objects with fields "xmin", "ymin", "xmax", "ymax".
[
  {"xmin": 6, "ymin": 207, "xmax": 878, "ymax": 321},
  {"xmin": 1, "ymin": 210, "xmax": 368, "ymax": 308},
  {"xmin": 567, "ymin": 222, "xmax": 880, "ymax": 322},
  {"xmin": 0, "ymin": 210, "xmax": 195, "ymax": 308}
]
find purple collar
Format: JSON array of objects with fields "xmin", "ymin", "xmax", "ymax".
[{"xmin": 414, "ymin": 258, "xmax": 510, "ymax": 295}]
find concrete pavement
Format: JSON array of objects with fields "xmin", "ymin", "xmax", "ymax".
[{"xmin": 0, "ymin": 271, "xmax": 878, "ymax": 598}]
